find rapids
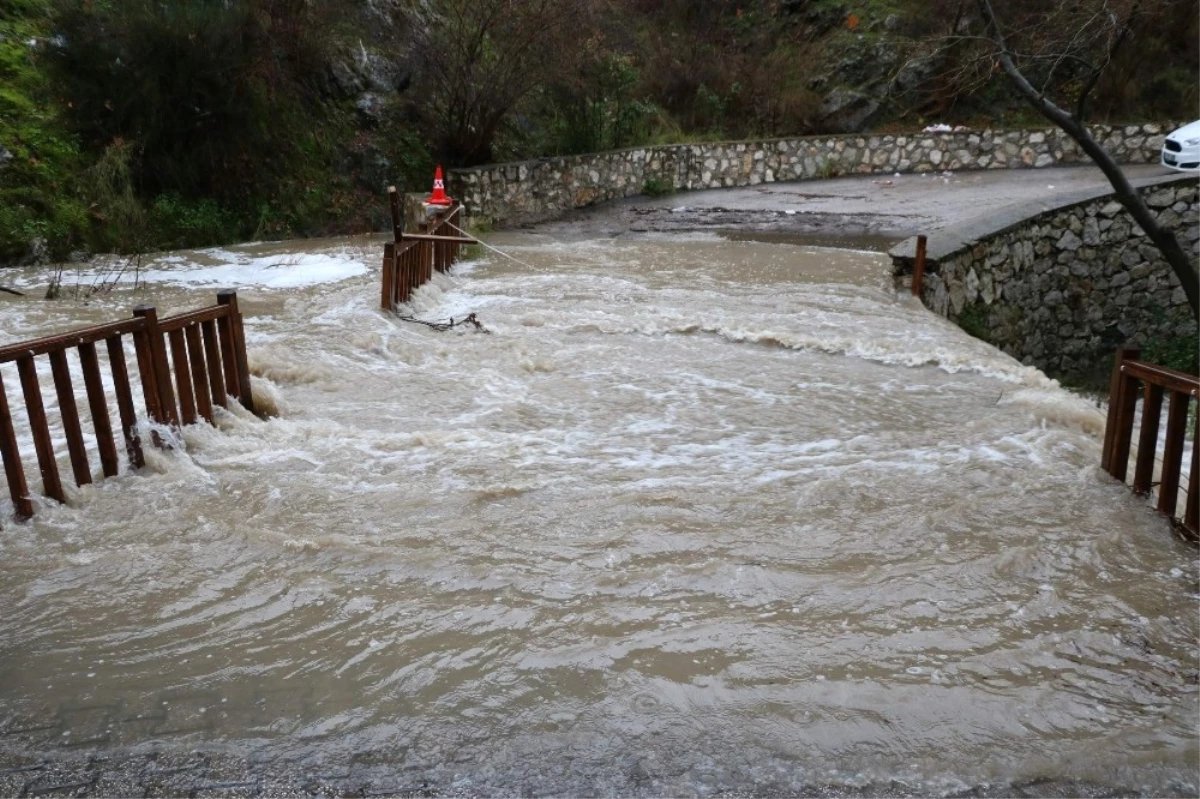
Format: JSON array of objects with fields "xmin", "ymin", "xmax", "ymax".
[{"xmin": 0, "ymin": 233, "xmax": 1196, "ymax": 795}]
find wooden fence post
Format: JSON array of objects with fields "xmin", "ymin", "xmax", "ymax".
[
  {"xmin": 184, "ymin": 325, "xmax": 214, "ymax": 424},
  {"xmin": 0, "ymin": 369, "xmax": 33, "ymax": 519},
  {"xmin": 911, "ymin": 234, "xmax": 927, "ymax": 297},
  {"xmin": 381, "ymin": 242, "xmax": 396, "ymax": 310},
  {"xmin": 49, "ymin": 349, "xmax": 92, "ymax": 487},
  {"xmin": 1101, "ymin": 346, "xmax": 1139, "ymax": 474},
  {"xmin": 1157, "ymin": 391, "xmax": 1189, "ymax": 516},
  {"xmin": 133, "ymin": 305, "xmax": 179, "ymax": 429},
  {"xmin": 17, "ymin": 355, "xmax": 64, "ymax": 503},
  {"xmin": 1132, "ymin": 382, "xmax": 1164, "ymax": 495},
  {"xmin": 105, "ymin": 335, "xmax": 144, "ymax": 468},
  {"xmin": 1107, "ymin": 348, "xmax": 1141, "ymax": 482},
  {"xmin": 76, "ymin": 341, "xmax": 118, "ymax": 478},
  {"xmin": 389, "ymin": 185, "xmax": 404, "ymax": 244},
  {"xmin": 217, "ymin": 290, "xmax": 255, "ymax": 414}
]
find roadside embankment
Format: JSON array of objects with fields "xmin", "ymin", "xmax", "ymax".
[
  {"xmin": 449, "ymin": 123, "xmax": 1175, "ymax": 228},
  {"xmin": 890, "ymin": 173, "xmax": 1199, "ymax": 384}
]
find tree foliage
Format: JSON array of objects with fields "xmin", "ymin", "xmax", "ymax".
[
  {"xmin": 49, "ymin": 0, "xmax": 334, "ymax": 201},
  {"xmin": 406, "ymin": 0, "xmax": 583, "ymax": 165}
]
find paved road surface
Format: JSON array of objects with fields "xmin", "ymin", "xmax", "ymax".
[{"xmin": 533, "ymin": 163, "xmax": 1173, "ymax": 249}]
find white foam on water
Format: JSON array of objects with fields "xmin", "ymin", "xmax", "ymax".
[
  {"xmin": 140, "ymin": 251, "xmax": 368, "ymax": 288},
  {"xmin": 7, "ymin": 249, "xmax": 369, "ymax": 291},
  {"xmin": 0, "ymin": 233, "xmax": 1194, "ymax": 796}
]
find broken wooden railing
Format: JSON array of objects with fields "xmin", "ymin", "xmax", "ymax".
[
  {"xmin": 0, "ymin": 290, "xmax": 254, "ymax": 520},
  {"xmin": 1101, "ymin": 346, "xmax": 1198, "ymax": 538},
  {"xmin": 379, "ymin": 186, "xmax": 474, "ymax": 311}
]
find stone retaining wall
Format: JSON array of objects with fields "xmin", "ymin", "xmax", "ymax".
[
  {"xmin": 890, "ymin": 174, "xmax": 1198, "ymax": 382},
  {"xmin": 449, "ymin": 123, "xmax": 1174, "ymax": 227}
]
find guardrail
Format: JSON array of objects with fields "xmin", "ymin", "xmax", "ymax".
[
  {"xmin": 1101, "ymin": 346, "xmax": 1198, "ymax": 538},
  {"xmin": 0, "ymin": 290, "xmax": 254, "ymax": 520},
  {"xmin": 379, "ymin": 187, "xmax": 472, "ymax": 311}
]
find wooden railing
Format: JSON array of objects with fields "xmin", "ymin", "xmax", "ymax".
[
  {"xmin": 0, "ymin": 290, "xmax": 254, "ymax": 520},
  {"xmin": 1101, "ymin": 346, "xmax": 1198, "ymax": 538},
  {"xmin": 379, "ymin": 187, "xmax": 473, "ymax": 311}
]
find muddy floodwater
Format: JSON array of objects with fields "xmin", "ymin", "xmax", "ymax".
[{"xmin": 0, "ymin": 232, "xmax": 1196, "ymax": 796}]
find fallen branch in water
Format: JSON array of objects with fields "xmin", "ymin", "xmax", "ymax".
[
  {"xmin": 1, "ymin": 285, "xmax": 25, "ymax": 297},
  {"xmin": 395, "ymin": 312, "xmax": 489, "ymax": 333}
]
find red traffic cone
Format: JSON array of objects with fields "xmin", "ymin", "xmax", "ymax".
[{"xmin": 425, "ymin": 165, "xmax": 453, "ymax": 207}]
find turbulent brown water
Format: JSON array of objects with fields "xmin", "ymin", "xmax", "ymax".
[{"xmin": 0, "ymin": 233, "xmax": 1196, "ymax": 795}]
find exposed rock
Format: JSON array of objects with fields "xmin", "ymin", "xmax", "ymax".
[
  {"xmin": 0, "ymin": 143, "xmax": 11, "ymax": 169},
  {"xmin": 356, "ymin": 92, "xmax": 387, "ymax": 124},
  {"xmin": 17, "ymin": 237, "xmax": 48, "ymax": 267},
  {"xmin": 1056, "ymin": 231, "xmax": 1082, "ymax": 251},
  {"xmin": 817, "ymin": 87, "xmax": 880, "ymax": 133}
]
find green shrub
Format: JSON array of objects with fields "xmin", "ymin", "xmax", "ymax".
[
  {"xmin": 0, "ymin": 0, "xmax": 90, "ymax": 262},
  {"xmin": 148, "ymin": 194, "xmax": 240, "ymax": 250},
  {"xmin": 1141, "ymin": 329, "xmax": 1200, "ymax": 376},
  {"xmin": 957, "ymin": 303, "xmax": 992, "ymax": 343},
  {"xmin": 642, "ymin": 176, "xmax": 674, "ymax": 197},
  {"xmin": 48, "ymin": 0, "xmax": 333, "ymax": 202}
]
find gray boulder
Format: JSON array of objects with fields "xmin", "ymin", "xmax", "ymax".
[{"xmin": 817, "ymin": 87, "xmax": 880, "ymax": 133}]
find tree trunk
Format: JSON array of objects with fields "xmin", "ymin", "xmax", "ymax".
[{"xmin": 977, "ymin": 0, "xmax": 1200, "ymax": 321}]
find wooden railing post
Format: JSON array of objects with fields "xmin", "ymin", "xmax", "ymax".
[
  {"xmin": 132, "ymin": 305, "xmax": 179, "ymax": 429},
  {"xmin": 911, "ymin": 234, "xmax": 927, "ymax": 297},
  {"xmin": 49, "ymin": 349, "xmax": 92, "ymax": 487},
  {"xmin": 78, "ymin": 341, "xmax": 120, "ymax": 478},
  {"xmin": 1099, "ymin": 343, "xmax": 1137, "ymax": 479},
  {"xmin": 388, "ymin": 185, "xmax": 404, "ymax": 244},
  {"xmin": 1187, "ymin": 432, "xmax": 1198, "ymax": 534},
  {"xmin": 184, "ymin": 325, "xmax": 214, "ymax": 424},
  {"xmin": 1101, "ymin": 346, "xmax": 1139, "ymax": 475},
  {"xmin": 381, "ymin": 242, "xmax": 395, "ymax": 310},
  {"xmin": 217, "ymin": 290, "xmax": 255, "ymax": 414},
  {"xmin": 17, "ymin": 355, "xmax": 64, "ymax": 503},
  {"xmin": 167, "ymin": 329, "xmax": 197, "ymax": 426},
  {"xmin": 0, "ymin": 369, "xmax": 33, "ymax": 519},
  {"xmin": 1157, "ymin": 391, "xmax": 1189, "ymax": 516},
  {"xmin": 1132, "ymin": 382, "xmax": 1164, "ymax": 495},
  {"xmin": 200, "ymin": 320, "xmax": 227, "ymax": 410},
  {"xmin": 106, "ymin": 335, "xmax": 144, "ymax": 468},
  {"xmin": 399, "ymin": 245, "xmax": 410, "ymax": 303}
]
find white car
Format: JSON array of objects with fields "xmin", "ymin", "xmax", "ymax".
[{"xmin": 1161, "ymin": 120, "xmax": 1200, "ymax": 172}]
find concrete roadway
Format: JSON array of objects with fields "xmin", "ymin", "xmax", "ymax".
[{"xmin": 532, "ymin": 163, "xmax": 1174, "ymax": 250}]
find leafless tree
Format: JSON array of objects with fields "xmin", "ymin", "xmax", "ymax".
[
  {"xmin": 953, "ymin": 0, "xmax": 1198, "ymax": 318},
  {"xmin": 407, "ymin": 0, "xmax": 583, "ymax": 166}
]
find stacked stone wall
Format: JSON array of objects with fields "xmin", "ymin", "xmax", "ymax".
[
  {"xmin": 449, "ymin": 123, "xmax": 1174, "ymax": 227},
  {"xmin": 894, "ymin": 175, "xmax": 1198, "ymax": 381}
]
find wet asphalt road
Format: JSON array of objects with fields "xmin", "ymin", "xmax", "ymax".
[{"xmin": 529, "ymin": 163, "xmax": 1173, "ymax": 250}]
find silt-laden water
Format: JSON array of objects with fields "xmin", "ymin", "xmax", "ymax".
[{"xmin": 0, "ymin": 233, "xmax": 1196, "ymax": 795}]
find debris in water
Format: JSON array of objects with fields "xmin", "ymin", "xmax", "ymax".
[{"xmin": 395, "ymin": 312, "xmax": 490, "ymax": 333}]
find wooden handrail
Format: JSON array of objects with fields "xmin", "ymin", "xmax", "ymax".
[
  {"xmin": 157, "ymin": 304, "xmax": 229, "ymax": 333},
  {"xmin": 1121, "ymin": 360, "xmax": 1200, "ymax": 398},
  {"xmin": 0, "ymin": 318, "xmax": 143, "ymax": 364},
  {"xmin": 0, "ymin": 292, "xmax": 255, "ymax": 521},
  {"xmin": 1101, "ymin": 346, "xmax": 1199, "ymax": 538},
  {"xmin": 379, "ymin": 200, "xmax": 470, "ymax": 311}
]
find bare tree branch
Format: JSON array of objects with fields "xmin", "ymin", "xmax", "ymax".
[{"xmin": 975, "ymin": 0, "xmax": 1198, "ymax": 319}]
